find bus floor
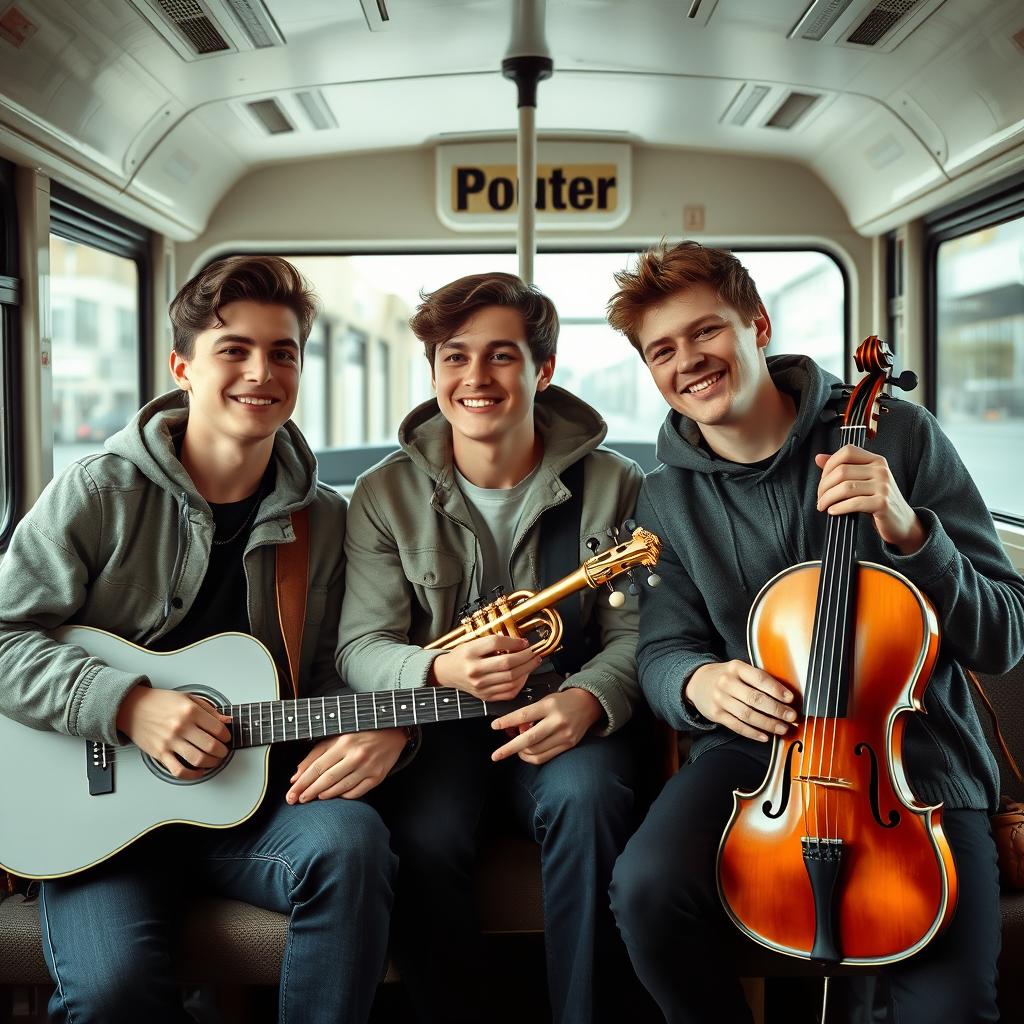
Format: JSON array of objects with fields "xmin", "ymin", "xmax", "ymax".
[{"xmin": 1, "ymin": 956, "xmax": 881, "ymax": 1023}]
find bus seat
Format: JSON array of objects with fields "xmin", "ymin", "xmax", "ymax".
[{"xmin": 0, "ymin": 833, "xmax": 544, "ymax": 990}]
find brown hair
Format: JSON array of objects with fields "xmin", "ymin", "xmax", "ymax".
[
  {"xmin": 607, "ymin": 241, "xmax": 763, "ymax": 358},
  {"xmin": 169, "ymin": 255, "xmax": 319, "ymax": 359},
  {"xmin": 409, "ymin": 272, "xmax": 558, "ymax": 368}
]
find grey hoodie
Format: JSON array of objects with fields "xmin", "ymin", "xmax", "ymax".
[
  {"xmin": 636, "ymin": 355, "xmax": 1024, "ymax": 812},
  {"xmin": 336, "ymin": 386, "xmax": 645, "ymax": 734},
  {"xmin": 0, "ymin": 391, "xmax": 347, "ymax": 746}
]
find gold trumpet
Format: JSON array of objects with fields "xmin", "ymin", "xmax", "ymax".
[{"xmin": 425, "ymin": 526, "xmax": 662, "ymax": 658}]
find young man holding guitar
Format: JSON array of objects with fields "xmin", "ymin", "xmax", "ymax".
[
  {"xmin": 337, "ymin": 272, "xmax": 653, "ymax": 1024},
  {"xmin": 605, "ymin": 241, "xmax": 1024, "ymax": 1023},
  {"xmin": 0, "ymin": 256, "xmax": 401, "ymax": 1023}
]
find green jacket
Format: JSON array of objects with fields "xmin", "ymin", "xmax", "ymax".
[
  {"xmin": 336, "ymin": 386, "xmax": 644, "ymax": 734},
  {"xmin": 0, "ymin": 391, "xmax": 347, "ymax": 746}
]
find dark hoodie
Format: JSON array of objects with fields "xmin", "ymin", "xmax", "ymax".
[{"xmin": 636, "ymin": 354, "xmax": 1024, "ymax": 812}]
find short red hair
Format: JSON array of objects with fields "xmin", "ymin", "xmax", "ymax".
[{"xmin": 607, "ymin": 241, "xmax": 763, "ymax": 358}]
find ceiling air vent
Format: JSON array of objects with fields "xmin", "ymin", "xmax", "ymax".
[
  {"xmin": 788, "ymin": 0, "xmax": 945, "ymax": 52},
  {"xmin": 358, "ymin": 0, "xmax": 392, "ymax": 32},
  {"xmin": 245, "ymin": 98, "xmax": 295, "ymax": 135},
  {"xmin": 721, "ymin": 84, "xmax": 771, "ymax": 127},
  {"xmin": 221, "ymin": 0, "xmax": 284, "ymax": 48},
  {"xmin": 294, "ymin": 89, "xmax": 339, "ymax": 131},
  {"xmin": 130, "ymin": 0, "xmax": 284, "ymax": 59},
  {"xmin": 765, "ymin": 91, "xmax": 820, "ymax": 130},
  {"xmin": 685, "ymin": 0, "xmax": 720, "ymax": 26},
  {"xmin": 789, "ymin": 0, "xmax": 858, "ymax": 41},
  {"xmin": 155, "ymin": 0, "xmax": 230, "ymax": 54},
  {"xmin": 847, "ymin": 0, "xmax": 922, "ymax": 46}
]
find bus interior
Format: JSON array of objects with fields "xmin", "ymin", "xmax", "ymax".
[{"xmin": 1, "ymin": 0, "xmax": 1023, "ymax": 1021}]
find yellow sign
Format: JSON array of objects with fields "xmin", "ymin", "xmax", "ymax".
[{"xmin": 451, "ymin": 164, "xmax": 619, "ymax": 214}]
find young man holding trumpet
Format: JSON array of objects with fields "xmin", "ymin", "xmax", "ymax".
[{"xmin": 336, "ymin": 272, "xmax": 649, "ymax": 1024}]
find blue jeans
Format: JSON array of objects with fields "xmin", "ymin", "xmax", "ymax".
[
  {"xmin": 39, "ymin": 770, "xmax": 396, "ymax": 1024},
  {"xmin": 610, "ymin": 739, "xmax": 1002, "ymax": 1024},
  {"xmin": 373, "ymin": 716, "xmax": 647, "ymax": 1024}
]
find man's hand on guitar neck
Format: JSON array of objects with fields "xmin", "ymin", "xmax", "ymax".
[
  {"xmin": 287, "ymin": 729, "xmax": 408, "ymax": 803},
  {"xmin": 115, "ymin": 685, "xmax": 233, "ymax": 780}
]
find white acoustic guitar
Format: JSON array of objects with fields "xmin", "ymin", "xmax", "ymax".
[{"xmin": 0, "ymin": 626, "xmax": 558, "ymax": 881}]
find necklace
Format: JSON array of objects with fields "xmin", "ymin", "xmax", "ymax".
[{"xmin": 211, "ymin": 490, "xmax": 262, "ymax": 547}]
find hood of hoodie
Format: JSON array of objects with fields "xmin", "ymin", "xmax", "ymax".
[
  {"xmin": 103, "ymin": 389, "xmax": 320, "ymax": 516},
  {"xmin": 655, "ymin": 354, "xmax": 841, "ymax": 480},
  {"xmin": 396, "ymin": 384, "xmax": 609, "ymax": 482}
]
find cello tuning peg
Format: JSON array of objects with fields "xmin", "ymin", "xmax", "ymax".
[
  {"xmin": 585, "ymin": 536, "xmax": 601, "ymax": 553},
  {"xmin": 622, "ymin": 518, "xmax": 637, "ymax": 533},
  {"xmin": 457, "ymin": 602, "xmax": 472, "ymax": 620},
  {"xmin": 607, "ymin": 589, "xmax": 626, "ymax": 609},
  {"xmin": 628, "ymin": 583, "xmax": 640, "ymax": 597},
  {"xmin": 889, "ymin": 369, "xmax": 918, "ymax": 392},
  {"xmin": 491, "ymin": 585, "xmax": 505, "ymax": 598},
  {"xmin": 647, "ymin": 573, "xmax": 662, "ymax": 588},
  {"xmin": 606, "ymin": 525, "xmax": 621, "ymax": 541}
]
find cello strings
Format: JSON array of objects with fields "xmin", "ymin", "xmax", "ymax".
[
  {"xmin": 816, "ymin": 494, "xmax": 845, "ymax": 842},
  {"xmin": 806, "ymin": 483, "xmax": 847, "ymax": 843},
  {"xmin": 826, "ymin": 422, "xmax": 867, "ymax": 842},
  {"xmin": 798, "ymin": 501, "xmax": 836, "ymax": 842}
]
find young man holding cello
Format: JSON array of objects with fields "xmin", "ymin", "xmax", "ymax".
[
  {"xmin": 606, "ymin": 241, "xmax": 1024, "ymax": 1023},
  {"xmin": 0, "ymin": 255, "xmax": 401, "ymax": 1023}
]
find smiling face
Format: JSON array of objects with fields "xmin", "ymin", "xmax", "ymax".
[
  {"xmin": 432, "ymin": 304, "xmax": 554, "ymax": 449},
  {"xmin": 637, "ymin": 283, "xmax": 772, "ymax": 432},
  {"xmin": 169, "ymin": 299, "xmax": 301, "ymax": 447}
]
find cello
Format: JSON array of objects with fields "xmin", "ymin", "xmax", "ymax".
[{"xmin": 717, "ymin": 337, "xmax": 958, "ymax": 967}]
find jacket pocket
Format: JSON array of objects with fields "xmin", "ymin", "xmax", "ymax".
[{"xmin": 398, "ymin": 548, "xmax": 465, "ymax": 590}]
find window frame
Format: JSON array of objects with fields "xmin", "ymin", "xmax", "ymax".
[
  {"xmin": 0, "ymin": 158, "xmax": 19, "ymax": 550},
  {"xmin": 924, "ymin": 171, "xmax": 1024, "ymax": 527},
  {"xmin": 49, "ymin": 184, "xmax": 153, "ymax": 428}
]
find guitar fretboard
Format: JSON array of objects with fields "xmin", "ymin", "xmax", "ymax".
[{"xmin": 221, "ymin": 688, "xmax": 486, "ymax": 748}]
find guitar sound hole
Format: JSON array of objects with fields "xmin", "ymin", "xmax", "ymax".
[{"xmin": 141, "ymin": 685, "xmax": 234, "ymax": 786}]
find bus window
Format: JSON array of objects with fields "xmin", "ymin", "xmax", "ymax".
[
  {"xmin": 49, "ymin": 237, "xmax": 141, "ymax": 477},
  {"xmin": 287, "ymin": 251, "xmax": 846, "ymax": 451},
  {"xmin": 935, "ymin": 215, "xmax": 1024, "ymax": 521},
  {"xmin": 47, "ymin": 188, "xmax": 150, "ymax": 482},
  {"xmin": 293, "ymin": 319, "xmax": 328, "ymax": 451}
]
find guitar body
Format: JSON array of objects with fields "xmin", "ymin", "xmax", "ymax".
[
  {"xmin": 0, "ymin": 627, "xmax": 279, "ymax": 880},
  {"xmin": 717, "ymin": 560, "xmax": 958, "ymax": 964}
]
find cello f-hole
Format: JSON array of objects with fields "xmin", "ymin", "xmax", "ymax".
[
  {"xmin": 763, "ymin": 740, "xmax": 803, "ymax": 819},
  {"xmin": 854, "ymin": 742, "xmax": 900, "ymax": 829}
]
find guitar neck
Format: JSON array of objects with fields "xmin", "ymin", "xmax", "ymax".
[{"xmin": 221, "ymin": 687, "xmax": 487, "ymax": 749}]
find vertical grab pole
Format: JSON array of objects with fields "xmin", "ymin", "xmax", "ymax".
[
  {"xmin": 516, "ymin": 104, "xmax": 537, "ymax": 286},
  {"xmin": 502, "ymin": 0, "xmax": 553, "ymax": 286}
]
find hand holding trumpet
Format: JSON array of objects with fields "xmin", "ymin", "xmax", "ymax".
[{"xmin": 429, "ymin": 635, "xmax": 543, "ymax": 701}]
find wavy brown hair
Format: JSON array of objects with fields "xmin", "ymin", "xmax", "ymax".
[
  {"xmin": 170, "ymin": 255, "xmax": 319, "ymax": 359},
  {"xmin": 409, "ymin": 272, "xmax": 558, "ymax": 368},
  {"xmin": 607, "ymin": 241, "xmax": 763, "ymax": 359}
]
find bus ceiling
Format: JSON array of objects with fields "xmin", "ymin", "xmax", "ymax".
[{"xmin": 0, "ymin": 0, "xmax": 1022, "ymax": 240}]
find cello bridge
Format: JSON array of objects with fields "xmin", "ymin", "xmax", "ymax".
[{"xmin": 794, "ymin": 774, "xmax": 852, "ymax": 790}]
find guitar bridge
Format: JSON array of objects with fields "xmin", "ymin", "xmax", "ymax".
[{"xmin": 86, "ymin": 740, "xmax": 114, "ymax": 795}]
